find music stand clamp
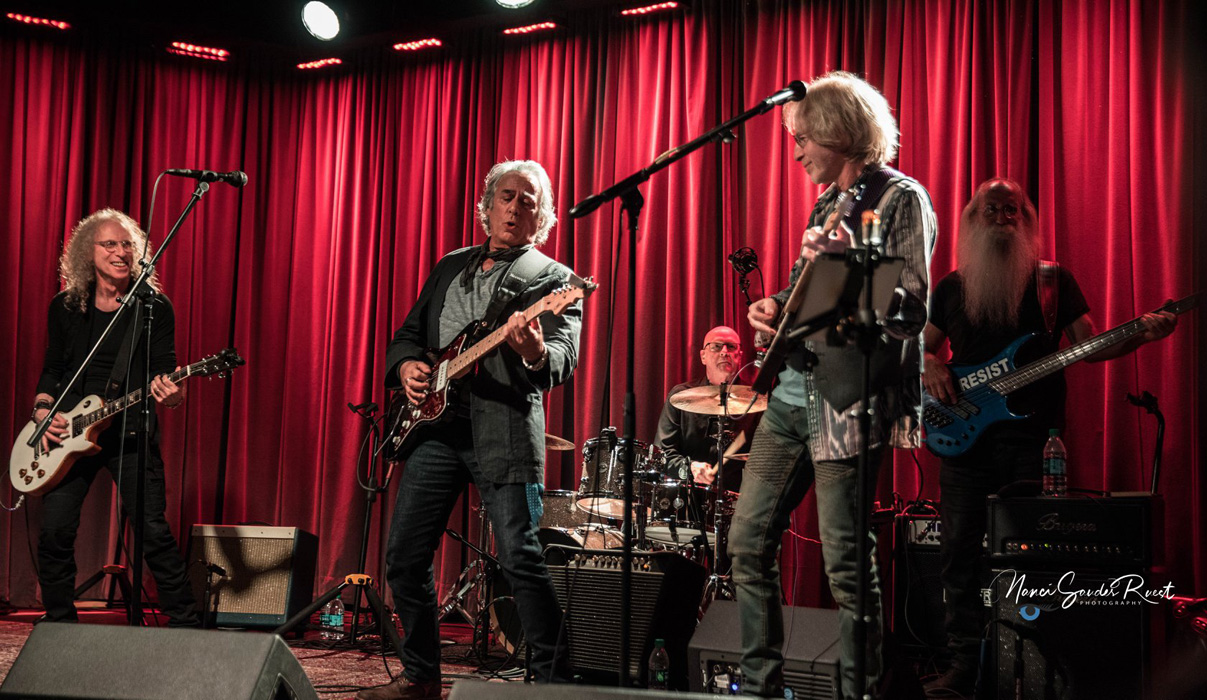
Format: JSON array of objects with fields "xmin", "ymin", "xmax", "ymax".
[{"xmin": 767, "ymin": 240, "xmax": 904, "ymax": 700}]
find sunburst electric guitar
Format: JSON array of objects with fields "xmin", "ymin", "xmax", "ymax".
[
  {"xmin": 923, "ymin": 294, "xmax": 1200, "ymax": 457},
  {"xmin": 383, "ymin": 279, "xmax": 597, "ymax": 462},
  {"xmin": 10, "ymin": 348, "xmax": 246, "ymax": 494}
]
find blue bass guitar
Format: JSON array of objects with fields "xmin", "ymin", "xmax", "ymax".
[{"xmin": 923, "ymin": 293, "xmax": 1199, "ymax": 457}]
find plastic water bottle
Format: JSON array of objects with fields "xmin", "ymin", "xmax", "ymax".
[
  {"xmin": 321, "ymin": 597, "xmax": 345, "ymax": 640},
  {"xmin": 648, "ymin": 638, "xmax": 670, "ymax": 690},
  {"xmin": 1042, "ymin": 429, "xmax": 1067, "ymax": 497}
]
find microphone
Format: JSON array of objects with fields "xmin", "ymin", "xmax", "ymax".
[
  {"xmin": 727, "ymin": 247, "xmax": 759, "ymax": 275},
  {"xmin": 165, "ymin": 168, "xmax": 249, "ymax": 188},
  {"xmin": 762, "ymin": 80, "xmax": 807, "ymax": 107}
]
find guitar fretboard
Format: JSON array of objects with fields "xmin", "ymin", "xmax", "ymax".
[
  {"xmin": 71, "ymin": 365, "xmax": 193, "ymax": 434},
  {"xmin": 991, "ymin": 296, "xmax": 1195, "ymax": 396},
  {"xmin": 447, "ymin": 298, "xmax": 551, "ymax": 379}
]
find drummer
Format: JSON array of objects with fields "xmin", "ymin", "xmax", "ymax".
[{"xmin": 654, "ymin": 325, "xmax": 759, "ymax": 494}]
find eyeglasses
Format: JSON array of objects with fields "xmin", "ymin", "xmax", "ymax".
[
  {"xmin": 703, "ymin": 342, "xmax": 740, "ymax": 354},
  {"xmin": 792, "ymin": 133, "xmax": 811, "ymax": 148},
  {"xmin": 95, "ymin": 240, "xmax": 136, "ymax": 251},
  {"xmin": 982, "ymin": 204, "xmax": 1020, "ymax": 220}
]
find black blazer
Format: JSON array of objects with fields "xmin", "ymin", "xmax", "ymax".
[{"xmin": 385, "ymin": 246, "xmax": 582, "ymax": 484}]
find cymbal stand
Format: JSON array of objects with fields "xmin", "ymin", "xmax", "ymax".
[
  {"xmin": 438, "ymin": 506, "xmax": 493, "ymax": 625},
  {"xmin": 700, "ymin": 383, "xmax": 735, "ymax": 605}
]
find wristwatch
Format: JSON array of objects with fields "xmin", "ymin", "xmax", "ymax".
[{"xmin": 31, "ymin": 398, "xmax": 53, "ymax": 421}]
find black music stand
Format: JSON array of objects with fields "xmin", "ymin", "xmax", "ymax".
[{"xmin": 765, "ymin": 243, "xmax": 905, "ymax": 699}]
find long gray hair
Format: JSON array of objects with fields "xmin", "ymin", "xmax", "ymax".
[{"xmin": 60, "ymin": 208, "xmax": 158, "ymax": 312}]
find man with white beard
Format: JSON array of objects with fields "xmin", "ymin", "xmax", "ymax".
[{"xmin": 920, "ymin": 178, "xmax": 1176, "ymax": 697}]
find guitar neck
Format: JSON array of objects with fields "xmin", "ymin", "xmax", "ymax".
[
  {"xmin": 78, "ymin": 365, "xmax": 193, "ymax": 429},
  {"xmin": 447, "ymin": 300, "xmax": 547, "ymax": 379},
  {"xmin": 993, "ymin": 295, "xmax": 1196, "ymax": 395}
]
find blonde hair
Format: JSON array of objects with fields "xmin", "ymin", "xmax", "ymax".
[
  {"xmin": 783, "ymin": 71, "xmax": 899, "ymax": 166},
  {"xmin": 476, "ymin": 160, "xmax": 557, "ymax": 246},
  {"xmin": 60, "ymin": 208, "xmax": 159, "ymax": 312}
]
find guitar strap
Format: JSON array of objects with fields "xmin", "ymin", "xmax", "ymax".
[
  {"xmin": 104, "ymin": 299, "xmax": 144, "ymax": 400},
  {"xmin": 1037, "ymin": 260, "xmax": 1060, "ymax": 337},
  {"xmin": 479, "ymin": 247, "xmax": 558, "ymax": 332}
]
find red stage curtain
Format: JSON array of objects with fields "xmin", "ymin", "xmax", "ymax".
[{"xmin": 0, "ymin": 0, "xmax": 1200, "ymax": 613}]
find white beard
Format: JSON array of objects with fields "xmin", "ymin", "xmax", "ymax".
[{"xmin": 957, "ymin": 222, "xmax": 1039, "ymax": 329}]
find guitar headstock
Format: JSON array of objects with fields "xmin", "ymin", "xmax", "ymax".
[
  {"xmin": 188, "ymin": 348, "xmax": 247, "ymax": 379},
  {"xmin": 545, "ymin": 276, "xmax": 598, "ymax": 315}
]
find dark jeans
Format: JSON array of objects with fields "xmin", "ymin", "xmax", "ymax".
[
  {"xmin": 385, "ymin": 419, "xmax": 569, "ymax": 684},
  {"xmin": 938, "ymin": 427, "xmax": 1044, "ymax": 670},
  {"xmin": 729, "ymin": 397, "xmax": 883, "ymax": 700},
  {"xmin": 38, "ymin": 430, "xmax": 198, "ymax": 626}
]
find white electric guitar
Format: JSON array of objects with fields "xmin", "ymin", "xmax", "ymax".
[{"xmin": 9, "ymin": 348, "xmax": 244, "ymax": 495}]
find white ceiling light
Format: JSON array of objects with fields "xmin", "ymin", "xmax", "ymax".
[
  {"xmin": 496, "ymin": 0, "xmax": 536, "ymax": 8},
  {"xmin": 302, "ymin": 1, "xmax": 340, "ymax": 40}
]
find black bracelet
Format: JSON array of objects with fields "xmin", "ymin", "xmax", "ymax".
[{"xmin": 31, "ymin": 399, "xmax": 53, "ymax": 421}]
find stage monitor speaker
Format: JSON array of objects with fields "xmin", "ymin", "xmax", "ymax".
[
  {"xmin": 0, "ymin": 623, "xmax": 317, "ymax": 699},
  {"xmin": 687, "ymin": 600, "xmax": 840, "ymax": 699},
  {"xmin": 544, "ymin": 547, "xmax": 706, "ymax": 689},
  {"xmin": 187, "ymin": 525, "xmax": 318, "ymax": 628},
  {"xmin": 891, "ymin": 514, "xmax": 946, "ymax": 649},
  {"xmin": 988, "ymin": 568, "xmax": 1153, "ymax": 699},
  {"xmin": 450, "ymin": 680, "xmax": 715, "ymax": 699}
]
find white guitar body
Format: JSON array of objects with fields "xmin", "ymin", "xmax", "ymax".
[{"xmin": 10, "ymin": 395, "xmax": 111, "ymax": 494}]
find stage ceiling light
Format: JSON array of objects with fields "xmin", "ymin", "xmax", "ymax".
[
  {"xmin": 302, "ymin": 1, "xmax": 340, "ymax": 40},
  {"xmin": 502, "ymin": 21, "xmax": 557, "ymax": 35},
  {"xmin": 496, "ymin": 0, "xmax": 537, "ymax": 8}
]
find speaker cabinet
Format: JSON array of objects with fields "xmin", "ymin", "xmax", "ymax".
[
  {"xmin": 688, "ymin": 600, "xmax": 840, "ymax": 699},
  {"xmin": 988, "ymin": 568, "xmax": 1154, "ymax": 699},
  {"xmin": 450, "ymin": 680, "xmax": 714, "ymax": 699},
  {"xmin": 0, "ymin": 623, "xmax": 317, "ymax": 699},
  {"xmin": 545, "ymin": 547, "xmax": 706, "ymax": 689},
  {"xmin": 187, "ymin": 525, "xmax": 318, "ymax": 628},
  {"xmin": 891, "ymin": 514, "xmax": 945, "ymax": 650}
]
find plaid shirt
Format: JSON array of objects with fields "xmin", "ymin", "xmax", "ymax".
[{"xmin": 770, "ymin": 167, "xmax": 937, "ymax": 461}]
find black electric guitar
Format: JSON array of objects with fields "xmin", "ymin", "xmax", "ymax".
[
  {"xmin": 923, "ymin": 293, "xmax": 1200, "ymax": 457},
  {"xmin": 383, "ymin": 279, "xmax": 596, "ymax": 461},
  {"xmin": 10, "ymin": 348, "xmax": 246, "ymax": 494}
]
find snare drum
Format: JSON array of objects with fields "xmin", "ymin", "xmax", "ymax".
[{"xmin": 576, "ymin": 430, "xmax": 665, "ymax": 518}]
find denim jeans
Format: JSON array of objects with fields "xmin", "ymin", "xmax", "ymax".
[
  {"xmin": 938, "ymin": 426, "xmax": 1044, "ymax": 670},
  {"xmin": 729, "ymin": 397, "xmax": 882, "ymax": 699},
  {"xmin": 385, "ymin": 419, "xmax": 569, "ymax": 683},
  {"xmin": 38, "ymin": 430, "xmax": 198, "ymax": 626}
]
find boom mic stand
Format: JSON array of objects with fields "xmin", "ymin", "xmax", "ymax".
[
  {"xmin": 28, "ymin": 177, "xmax": 216, "ymax": 625},
  {"xmin": 1126, "ymin": 391, "xmax": 1164, "ymax": 494},
  {"xmin": 570, "ymin": 81, "xmax": 806, "ymax": 687},
  {"xmin": 274, "ymin": 401, "xmax": 404, "ymax": 663}
]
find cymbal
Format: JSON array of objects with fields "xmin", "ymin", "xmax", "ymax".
[
  {"xmin": 669, "ymin": 384, "xmax": 768, "ymax": 416},
  {"xmin": 544, "ymin": 433, "xmax": 575, "ymax": 451}
]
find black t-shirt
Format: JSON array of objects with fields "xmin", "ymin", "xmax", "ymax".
[
  {"xmin": 83, "ymin": 308, "xmax": 133, "ymax": 397},
  {"xmin": 929, "ymin": 266, "xmax": 1089, "ymax": 432}
]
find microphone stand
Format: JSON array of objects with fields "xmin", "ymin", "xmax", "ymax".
[
  {"xmin": 570, "ymin": 88, "xmax": 796, "ymax": 686},
  {"xmin": 29, "ymin": 180, "xmax": 212, "ymax": 625},
  {"xmin": 1126, "ymin": 391, "xmax": 1164, "ymax": 494}
]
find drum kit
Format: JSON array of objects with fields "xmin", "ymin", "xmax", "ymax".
[
  {"xmin": 539, "ymin": 382, "xmax": 768, "ymax": 598},
  {"xmin": 441, "ymin": 382, "xmax": 767, "ymax": 660}
]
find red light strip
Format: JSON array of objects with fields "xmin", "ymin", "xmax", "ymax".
[
  {"xmin": 168, "ymin": 41, "xmax": 230, "ymax": 61},
  {"xmin": 297, "ymin": 57, "xmax": 343, "ymax": 70},
  {"xmin": 502, "ymin": 21, "xmax": 557, "ymax": 35},
  {"xmin": 394, "ymin": 38, "xmax": 443, "ymax": 51},
  {"xmin": 6, "ymin": 12, "xmax": 70, "ymax": 30},
  {"xmin": 620, "ymin": 2, "xmax": 680, "ymax": 16}
]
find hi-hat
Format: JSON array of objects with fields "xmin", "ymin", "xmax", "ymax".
[
  {"xmin": 669, "ymin": 384, "xmax": 768, "ymax": 416},
  {"xmin": 544, "ymin": 433, "xmax": 575, "ymax": 451}
]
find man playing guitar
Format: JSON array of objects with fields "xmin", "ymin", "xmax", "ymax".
[
  {"xmin": 364, "ymin": 160, "xmax": 581, "ymax": 700},
  {"xmin": 921, "ymin": 178, "xmax": 1176, "ymax": 697}
]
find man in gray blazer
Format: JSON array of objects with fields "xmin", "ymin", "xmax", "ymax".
[{"xmin": 361, "ymin": 160, "xmax": 581, "ymax": 700}]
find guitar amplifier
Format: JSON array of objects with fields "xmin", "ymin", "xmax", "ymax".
[
  {"xmin": 544, "ymin": 547, "xmax": 706, "ymax": 689},
  {"xmin": 987, "ymin": 494, "xmax": 1162, "ymax": 571},
  {"xmin": 891, "ymin": 514, "xmax": 946, "ymax": 649},
  {"xmin": 187, "ymin": 525, "xmax": 318, "ymax": 628}
]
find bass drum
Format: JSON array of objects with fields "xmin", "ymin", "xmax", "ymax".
[{"xmin": 538, "ymin": 525, "xmax": 625, "ymax": 551}]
